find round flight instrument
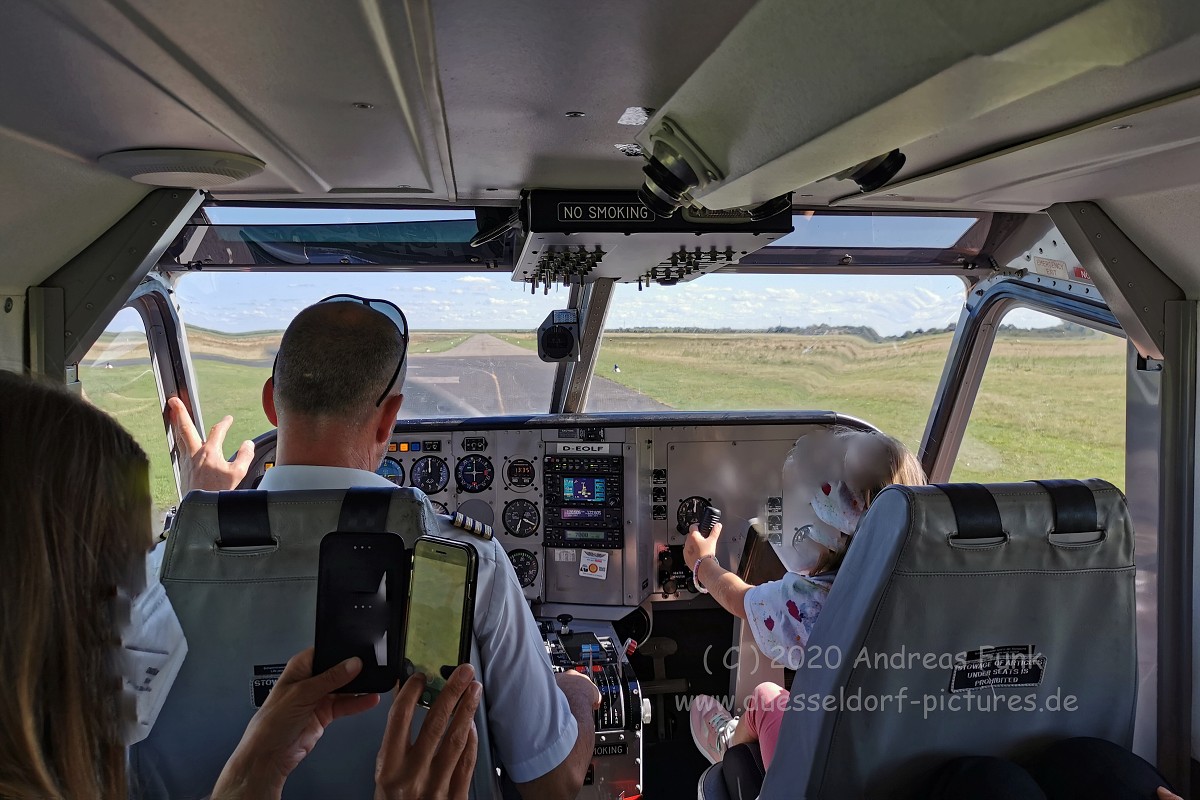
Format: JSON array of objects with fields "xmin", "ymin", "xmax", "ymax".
[
  {"xmin": 430, "ymin": 500, "xmax": 449, "ymax": 515},
  {"xmin": 505, "ymin": 458, "xmax": 536, "ymax": 488},
  {"xmin": 508, "ymin": 549, "xmax": 539, "ymax": 588},
  {"xmin": 502, "ymin": 499, "xmax": 540, "ymax": 538},
  {"xmin": 676, "ymin": 495, "xmax": 712, "ymax": 534},
  {"xmin": 376, "ymin": 457, "xmax": 404, "ymax": 486},
  {"xmin": 410, "ymin": 455, "xmax": 449, "ymax": 494},
  {"xmin": 455, "ymin": 454, "xmax": 494, "ymax": 493}
]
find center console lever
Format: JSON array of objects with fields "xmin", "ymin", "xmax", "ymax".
[{"xmin": 557, "ymin": 613, "xmax": 573, "ymax": 636}]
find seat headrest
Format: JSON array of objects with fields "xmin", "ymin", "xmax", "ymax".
[
  {"xmin": 166, "ymin": 486, "xmax": 440, "ymax": 582},
  {"xmin": 874, "ymin": 478, "xmax": 1129, "ymax": 572},
  {"xmin": 931, "ymin": 479, "xmax": 1102, "ymax": 542}
]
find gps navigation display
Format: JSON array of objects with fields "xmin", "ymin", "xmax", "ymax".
[{"xmin": 562, "ymin": 477, "xmax": 606, "ymax": 503}]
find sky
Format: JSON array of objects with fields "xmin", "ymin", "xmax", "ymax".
[{"xmin": 166, "ymin": 208, "xmax": 1061, "ymax": 335}]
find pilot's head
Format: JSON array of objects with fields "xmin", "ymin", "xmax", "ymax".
[
  {"xmin": 262, "ymin": 295, "xmax": 408, "ymax": 470},
  {"xmin": 780, "ymin": 426, "xmax": 926, "ymax": 575}
]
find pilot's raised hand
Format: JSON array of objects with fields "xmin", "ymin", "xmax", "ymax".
[
  {"xmin": 211, "ymin": 648, "xmax": 381, "ymax": 800},
  {"xmin": 684, "ymin": 520, "xmax": 723, "ymax": 570},
  {"xmin": 375, "ymin": 663, "xmax": 481, "ymax": 800},
  {"xmin": 167, "ymin": 397, "xmax": 255, "ymax": 493}
]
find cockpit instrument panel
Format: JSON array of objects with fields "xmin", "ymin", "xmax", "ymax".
[{"xmin": 239, "ymin": 413, "xmax": 872, "ymax": 607}]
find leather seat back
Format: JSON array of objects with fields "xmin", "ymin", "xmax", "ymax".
[
  {"xmin": 758, "ymin": 479, "xmax": 1137, "ymax": 799},
  {"xmin": 131, "ymin": 487, "xmax": 498, "ymax": 800}
]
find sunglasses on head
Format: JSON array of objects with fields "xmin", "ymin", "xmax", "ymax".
[
  {"xmin": 272, "ymin": 294, "xmax": 410, "ymax": 408},
  {"xmin": 319, "ymin": 295, "xmax": 409, "ymax": 407}
]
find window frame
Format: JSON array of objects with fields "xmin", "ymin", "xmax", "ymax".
[
  {"xmin": 920, "ymin": 275, "xmax": 1122, "ymax": 482},
  {"xmin": 123, "ymin": 274, "xmax": 206, "ymax": 502}
]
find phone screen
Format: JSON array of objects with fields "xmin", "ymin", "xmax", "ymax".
[{"xmin": 406, "ymin": 540, "xmax": 473, "ymax": 702}]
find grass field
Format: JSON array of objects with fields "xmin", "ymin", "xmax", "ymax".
[
  {"xmin": 83, "ymin": 329, "xmax": 1127, "ymax": 515},
  {"xmin": 589, "ymin": 332, "xmax": 1126, "ymax": 488}
]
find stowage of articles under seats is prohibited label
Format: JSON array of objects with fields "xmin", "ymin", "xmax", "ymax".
[
  {"xmin": 251, "ymin": 663, "xmax": 287, "ymax": 707},
  {"xmin": 949, "ymin": 645, "xmax": 1046, "ymax": 693}
]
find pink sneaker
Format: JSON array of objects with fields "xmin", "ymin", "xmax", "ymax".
[{"xmin": 689, "ymin": 694, "xmax": 739, "ymax": 764}]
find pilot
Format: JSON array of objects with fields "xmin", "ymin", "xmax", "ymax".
[{"xmin": 169, "ymin": 295, "xmax": 600, "ymax": 800}]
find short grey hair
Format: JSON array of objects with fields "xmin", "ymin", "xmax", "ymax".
[{"xmin": 274, "ymin": 302, "xmax": 406, "ymax": 419}]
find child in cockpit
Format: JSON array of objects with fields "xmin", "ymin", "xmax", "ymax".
[{"xmin": 684, "ymin": 425, "xmax": 926, "ymax": 768}]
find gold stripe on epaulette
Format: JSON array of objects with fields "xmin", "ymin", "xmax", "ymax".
[{"xmin": 452, "ymin": 511, "xmax": 494, "ymax": 541}]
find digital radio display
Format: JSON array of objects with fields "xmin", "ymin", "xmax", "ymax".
[
  {"xmin": 561, "ymin": 508, "xmax": 604, "ymax": 521},
  {"xmin": 564, "ymin": 529, "xmax": 607, "ymax": 541},
  {"xmin": 562, "ymin": 477, "xmax": 606, "ymax": 503}
]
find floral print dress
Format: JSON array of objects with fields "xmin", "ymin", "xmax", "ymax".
[{"xmin": 743, "ymin": 571, "xmax": 836, "ymax": 669}]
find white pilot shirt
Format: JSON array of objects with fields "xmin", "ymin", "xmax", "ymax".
[{"xmin": 258, "ymin": 465, "xmax": 579, "ymax": 783}]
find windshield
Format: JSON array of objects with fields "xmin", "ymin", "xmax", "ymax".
[
  {"xmin": 591, "ymin": 274, "xmax": 968, "ymax": 450},
  {"xmin": 174, "ymin": 206, "xmax": 991, "ymax": 449},
  {"xmin": 175, "ymin": 268, "xmax": 567, "ymax": 443}
]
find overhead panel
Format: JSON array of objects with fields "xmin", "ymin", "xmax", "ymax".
[
  {"xmin": 635, "ymin": 0, "xmax": 1200, "ymax": 210},
  {"xmin": 836, "ymin": 87, "xmax": 1200, "ymax": 213},
  {"xmin": 511, "ymin": 190, "xmax": 791, "ymax": 292}
]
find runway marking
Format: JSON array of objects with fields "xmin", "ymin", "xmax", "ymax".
[{"xmin": 488, "ymin": 371, "xmax": 505, "ymax": 414}]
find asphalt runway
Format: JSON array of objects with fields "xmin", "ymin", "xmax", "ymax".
[
  {"xmin": 401, "ymin": 334, "xmax": 669, "ymax": 417},
  {"xmin": 93, "ymin": 334, "xmax": 670, "ymax": 416}
]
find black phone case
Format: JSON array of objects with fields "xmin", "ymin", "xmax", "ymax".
[{"xmin": 314, "ymin": 531, "xmax": 410, "ymax": 694}]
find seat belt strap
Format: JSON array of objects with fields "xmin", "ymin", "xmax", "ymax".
[
  {"xmin": 934, "ymin": 483, "xmax": 1003, "ymax": 539},
  {"xmin": 337, "ymin": 487, "xmax": 394, "ymax": 532},
  {"xmin": 1031, "ymin": 479, "xmax": 1099, "ymax": 534},
  {"xmin": 216, "ymin": 490, "xmax": 273, "ymax": 547}
]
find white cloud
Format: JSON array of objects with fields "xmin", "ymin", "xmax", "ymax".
[{"xmin": 457, "ymin": 276, "xmax": 494, "ymax": 285}]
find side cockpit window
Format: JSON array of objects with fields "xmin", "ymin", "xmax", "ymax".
[
  {"xmin": 81, "ymin": 307, "xmax": 175, "ymax": 523},
  {"xmin": 951, "ymin": 309, "xmax": 1126, "ymax": 489}
]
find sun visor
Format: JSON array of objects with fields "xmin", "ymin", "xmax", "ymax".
[{"xmin": 635, "ymin": 0, "xmax": 1188, "ymax": 210}]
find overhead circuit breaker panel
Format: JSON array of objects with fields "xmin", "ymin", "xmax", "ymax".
[{"xmin": 512, "ymin": 189, "xmax": 792, "ymax": 292}]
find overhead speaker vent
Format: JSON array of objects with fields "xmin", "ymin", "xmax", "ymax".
[{"xmin": 98, "ymin": 149, "xmax": 266, "ymax": 188}]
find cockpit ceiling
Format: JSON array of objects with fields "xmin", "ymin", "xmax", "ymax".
[
  {"xmin": 0, "ymin": 0, "xmax": 756, "ymax": 203},
  {"xmin": 9, "ymin": 0, "xmax": 1200, "ymax": 290}
]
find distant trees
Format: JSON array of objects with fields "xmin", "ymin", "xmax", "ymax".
[{"xmin": 607, "ymin": 320, "xmax": 1095, "ymax": 341}]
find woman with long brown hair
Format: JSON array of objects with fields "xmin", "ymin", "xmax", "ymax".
[{"xmin": 0, "ymin": 371, "xmax": 479, "ymax": 799}]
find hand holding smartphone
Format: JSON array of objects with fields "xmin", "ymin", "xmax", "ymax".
[
  {"xmin": 314, "ymin": 532, "xmax": 476, "ymax": 700},
  {"xmin": 404, "ymin": 537, "xmax": 477, "ymax": 706}
]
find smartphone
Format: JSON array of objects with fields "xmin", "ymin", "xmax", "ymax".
[
  {"xmin": 405, "ymin": 536, "xmax": 477, "ymax": 706},
  {"xmin": 313, "ymin": 531, "xmax": 408, "ymax": 694}
]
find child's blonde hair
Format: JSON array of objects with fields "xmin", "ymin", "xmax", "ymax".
[
  {"xmin": 814, "ymin": 426, "xmax": 927, "ymax": 574},
  {"xmin": 830, "ymin": 425, "xmax": 928, "ymax": 503}
]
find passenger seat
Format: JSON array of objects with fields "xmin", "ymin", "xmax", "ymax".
[
  {"xmin": 131, "ymin": 487, "xmax": 499, "ymax": 800},
  {"xmin": 699, "ymin": 479, "xmax": 1137, "ymax": 800}
]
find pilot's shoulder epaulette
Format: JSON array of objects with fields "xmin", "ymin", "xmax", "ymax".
[{"xmin": 451, "ymin": 511, "xmax": 493, "ymax": 541}]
